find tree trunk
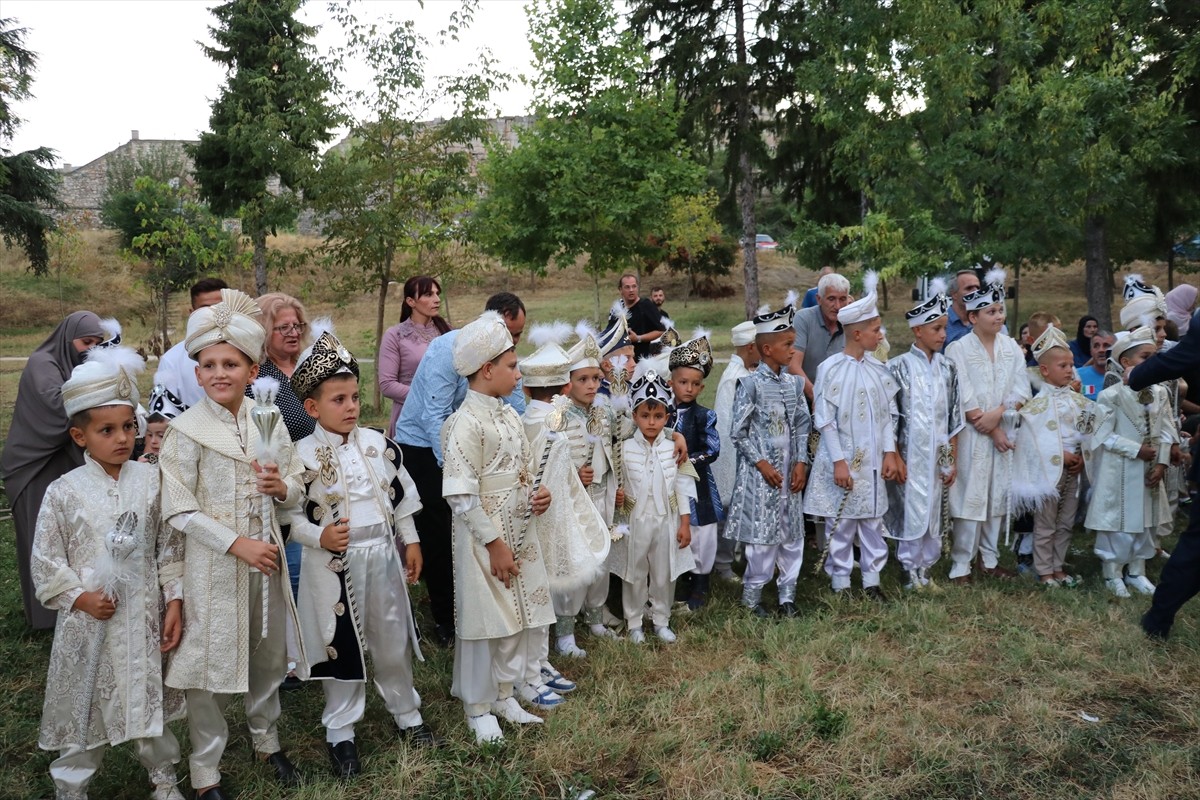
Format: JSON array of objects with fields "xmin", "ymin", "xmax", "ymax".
[
  {"xmin": 593, "ymin": 269, "xmax": 602, "ymax": 323},
  {"xmin": 1084, "ymin": 213, "xmax": 1113, "ymax": 331},
  {"xmin": 252, "ymin": 227, "xmax": 269, "ymax": 296},
  {"xmin": 161, "ymin": 284, "xmax": 172, "ymax": 352},
  {"xmin": 734, "ymin": 0, "xmax": 759, "ymax": 319},
  {"xmin": 1167, "ymin": 247, "xmax": 1175, "ymax": 291},
  {"xmin": 374, "ymin": 250, "xmax": 394, "ymax": 413}
]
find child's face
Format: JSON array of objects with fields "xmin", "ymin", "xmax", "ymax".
[
  {"xmin": 568, "ymin": 367, "xmax": 603, "ymax": 406},
  {"xmin": 912, "ymin": 317, "xmax": 947, "ymax": 354},
  {"xmin": 758, "ymin": 332, "xmax": 794, "ymax": 371},
  {"xmin": 70, "ymin": 405, "xmax": 137, "ymax": 477},
  {"xmin": 633, "ymin": 401, "xmax": 668, "ymax": 440},
  {"xmin": 1154, "ymin": 317, "xmax": 1167, "ymax": 349},
  {"xmin": 852, "ymin": 318, "xmax": 884, "ymax": 351},
  {"xmin": 477, "ymin": 349, "xmax": 521, "ymax": 397},
  {"xmin": 143, "ymin": 420, "xmax": 169, "ymax": 456},
  {"xmin": 1090, "ymin": 334, "xmax": 1113, "ymax": 366},
  {"xmin": 304, "ymin": 375, "xmax": 360, "ymax": 438},
  {"xmin": 195, "ymin": 343, "xmax": 258, "ymax": 413},
  {"xmin": 970, "ymin": 303, "xmax": 1006, "ymax": 335},
  {"xmin": 670, "ymin": 367, "xmax": 704, "ymax": 405},
  {"xmin": 1038, "ymin": 348, "xmax": 1075, "ymax": 388},
  {"xmin": 1120, "ymin": 345, "xmax": 1153, "ymax": 381}
]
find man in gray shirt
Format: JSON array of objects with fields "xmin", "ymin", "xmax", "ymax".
[{"xmin": 789, "ymin": 271, "xmax": 851, "ymax": 402}]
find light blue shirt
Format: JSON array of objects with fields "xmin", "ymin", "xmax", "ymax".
[{"xmin": 393, "ymin": 330, "xmax": 526, "ymax": 465}]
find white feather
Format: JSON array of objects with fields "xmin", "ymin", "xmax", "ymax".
[
  {"xmin": 251, "ymin": 376, "xmax": 281, "ymax": 404},
  {"xmin": 927, "ymin": 276, "xmax": 948, "ymax": 299},
  {"xmin": 756, "ymin": 304, "xmax": 771, "ymax": 315},
  {"xmin": 98, "ymin": 317, "xmax": 122, "ymax": 341},
  {"xmin": 85, "ymin": 343, "xmax": 145, "ymax": 377},
  {"xmin": 1141, "ymin": 313, "xmax": 1158, "ymax": 330},
  {"xmin": 610, "ymin": 393, "xmax": 631, "ymax": 413},
  {"xmin": 691, "ymin": 327, "xmax": 711, "ymax": 342},
  {"xmin": 529, "ymin": 321, "xmax": 572, "ymax": 348},
  {"xmin": 862, "ymin": 270, "xmax": 879, "ymax": 297},
  {"xmin": 610, "ymin": 299, "xmax": 626, "ymax": 320},
  {"xmin": 660, "ymin": 316, "xmax": 676, "ymax": 331},
  {"xmin": 984, "ymin": 266, "xmax": 1007, "ymax": 288},
  {"xmin": 309, "ymin": 316, "xmax": 335, "ymax": 341},
  {"xmin": 1125, "ymin": 273, "xmax": 1144, "ymax": 287},
  {"xmin": 610, "ymin": 354, "xmax": 630, "ymax": 374},
  {"xmin": 784, "ymin": 289, "xmax": 799, "ymax": 308},
  {"xmin": 593, "ymin": 393, "xmax": 610, "ymax": 409},
  {"xmin": 575, "ymin": 319, "xmax": 599, "ymax": 343}
]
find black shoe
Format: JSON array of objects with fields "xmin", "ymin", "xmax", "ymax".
[
  {"xmin": 280, "ymin": 673, "xmax": 304, "ymax": 692},
  {"xmin": 399, "ymin": 722, "xmax": 441, "ymax": 748},
  {"xmin": 434, "ymin": 623, "xmax": 456, "ymax": 648},
  {"xmin": 195, "ymin": 788, "xmax": 232, "ymax": 800},
  {"xmin": 263, "ymin": 751, "xmax": 303, "ymax": 787},
  {"xmin": 327, "ymin": 740, "xmax": 360, "ymax": 779},
  {"xmin": 1141, "ymin": 611, "xmax": 1170, "ymax": 641},
  {"xmin": 864, "ymin": 586, "xmax": 888, "ymax": 603},
  {"xmin": 750, "ymin": 604, "xmax": 772, "ymax": 619},
  {"xmin": 778, "ymin": 602, "xmax": 800, "ymax": 619}
]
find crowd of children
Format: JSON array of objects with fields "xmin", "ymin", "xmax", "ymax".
[{"xmin": 24, "ymin": 270, "xmax": 1195, "ymax": 795}]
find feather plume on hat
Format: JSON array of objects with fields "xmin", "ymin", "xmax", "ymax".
[{"xmin": 529, "ymin": 320, "xmax": 573, "ymax": 348}]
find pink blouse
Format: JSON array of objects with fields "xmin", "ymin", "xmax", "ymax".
[{"xmin": 379, "ymin": 319, "xmax": 443, "ymax": 437}]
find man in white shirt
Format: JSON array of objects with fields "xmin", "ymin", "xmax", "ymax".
[{"xmin": 154, "ymin": 278, "xmax": 227, "ymax": 408}]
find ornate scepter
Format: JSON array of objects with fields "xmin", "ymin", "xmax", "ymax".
[
  {"xmin": 607, "ymin": 354, "xmax": 636, "ymax": 518},
  {"xmin": 250, "ymin": 376, "xmax": 283, "ymax": 639},
  {"xmin": 937, "ymin": 435, "xmax": 955, "ymax": 555},
  {"xmin": 77, "ymin": 510, "xmax": 139, "ymax": 734},
  {"xmin": 513, "ymin": 394, "xmax": 572, "ymax": 554}
]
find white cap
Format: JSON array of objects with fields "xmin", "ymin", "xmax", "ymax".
[{"xmin": 452, "ymin": 311, "xmax": 514, "ymax": 377}]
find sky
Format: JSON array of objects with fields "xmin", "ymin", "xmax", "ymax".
[{"xmin": 4, "ymin": 0, "xmax": 537, "ymax": 168}]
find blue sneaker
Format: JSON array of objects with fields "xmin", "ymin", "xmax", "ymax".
[{"xmin": 540, "ymin": 664, "xmax": 577, "ymax": 693}]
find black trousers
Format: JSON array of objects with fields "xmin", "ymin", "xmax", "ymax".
[
  {"xmin": 1143, "ymin": 499, "xmax": 1200, "ymax": 637},
  {"xmin": 400, "ymin": 443, "xmax": 455, "ymax": 632}
]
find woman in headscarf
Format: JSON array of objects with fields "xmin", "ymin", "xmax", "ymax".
[
  {"xmin": 1166, "ymin": 284, "xmax": 1198, "ymax": 337},
  {"xmin": 378, "ymin": 276, "xmax": 451, "ymax": 437},
  {"xmin": 1069, "ymin": 315, "xmax": 1098, "ymax": 368},
  {"xmin": 1, "ymin": 311, "xmax": 106, "ymax": 629}
]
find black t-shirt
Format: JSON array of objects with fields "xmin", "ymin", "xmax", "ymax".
[{"xmin": 618, "ymin": 297, "xmax": 665, "ymax": 360}]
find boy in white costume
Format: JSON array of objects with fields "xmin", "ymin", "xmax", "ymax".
[
  {"xmin": 442, "ymin": 311, "xmax": 556, "ymax": 743},
  {"xmin": 945, "ymin": 268, "xmax": 1032, "ymax": 583},
  {"xmin": 283, "ymin": 323, "xmax": 436, "ymax": 779},
  {"xmin": 609, "ymin": 363, "xmax": 696, "ymax": 642},
  {"xmin": 158, "ymin": 289, "xmax": 308, "ymax": 798},
  {"xmin": 712, "ymin": 321, "xmax": 759, "ymax": 582},
  {"xmin": 723, "ymin": 296, "xmax": 811, "ymax": 617},
  {"xmin": 1085, "ymin": 327, "xmax": 1173, "ymax": 597},
  {"xmin": 140, "ymin": 383, "xmax": 187, "ymax": 464},
  {"xmin": 1010, "ymin": 326, "xmax": 1096, "ymax": 587},
  {"xmin": 885, "ymin": 282, "xmax": 963, "ymax": 590},
  {"xmin": 33, "ymin": 344, "xmax": 186, "ymax": 800},
  {"xmin": 805, "ymin": 272, "xmax": 903, "ymax": 599}
]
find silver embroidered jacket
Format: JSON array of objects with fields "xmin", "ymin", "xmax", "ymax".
[
  {"xmin": 722, "ymin": 363, "xmax": 810, "ymax": 545},
  {"xmin": 884, "ymin": 347, "xmax": 964, "ymax": 540}
]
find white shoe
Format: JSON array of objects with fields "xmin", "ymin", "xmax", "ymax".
[
  {"xmin": 466, "ymin": 713, "xmax": 504, "ymax": 743},
  {"xmin": 1125, "ymin": 575, "xmax": 1157, "ymax": 595},
  {"xmin": 1105, "ymin": 578, "xmax": 1131, "ymax": 598},
  {"xmin": 600, "ymin": 607, "xmax": 623, "ymax": 627},
  {"xmin": 589, "ymin": 623, "xmax": 619, "ymax": 640},
  {"xmin": 628, "ymin": 628, "xmax": 646, "ymax": 644},
  {"xmin": 715, "ymin": 567, "xmax": 741, "ymax": 584},
  {"xmin": 555, "ymin": 635, "xmax": 588, "ymax": 658},
  {"xmin": 515, "ymin": 681, "xmax": 564, "ymax": 708},
  {"xmin": 654, "ymin": 626, "xmax": 677, "ymax": 643},
  {"xmin": 491, "ymin": 696, "xmax": 543, "ymax": 725},
  {"xmin": 153, "ymin": 784, "xmax": 186, "ymax": 800}
]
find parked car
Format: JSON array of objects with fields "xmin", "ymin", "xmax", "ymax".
[
  {"xmin": 1174, "ymin": 234, "xmax": 1200, "ymax": 261},
  {"xmin": 755, "ymin": 233, "xmax": 779, "ymax": 250}
]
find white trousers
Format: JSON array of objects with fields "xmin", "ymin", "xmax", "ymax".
[
  {"xmin": 1094, "ymin": 529, "xmax": 1156, "ymax": 567},
  {"xmin": 895, "ymin": 527, "xmax": 941, "ymax": 573},
  {"xmin": 51, "ymin": 732, "xmax": 180, "ymax": 798},
  {"xmin": 689, "ymin": 523, "xmax": 719, "ymax": 574},
  {"xmin": 824, "ymin": 517, "xmax": 888, "ymax": 590},
  {"xmin": 950, "ymin": 516, "xmax": 1003, "ymax": 578},
  {"xmin": 622, "ymin": 525, "xmax": 675, "ymax": 630},
  {"xmin": 451, "ymin": 629, "xmax": 539, "ymax": 717},
  {"xmin": 321, "ymin": 535, "xmax": 423, "ymax": 743},
  {"xmin": 742, "ymin": 540, "xmax": 804, "ymax": 601},
  {"xmin": 185, "ymin": 571, "xmax": 286, "ymax": 790}
]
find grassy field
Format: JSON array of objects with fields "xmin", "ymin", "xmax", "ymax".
[{"xmin": 2, "ymin": 236, "xmax": 1200, "ymax": 798}]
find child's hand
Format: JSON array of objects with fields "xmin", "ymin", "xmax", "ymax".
[
  {"xmin": 882, "ymin": 452, "xmax": 906, "ymax": 482},
  {"xmin": 942, "ymin": 466, "xmax": 957, "ymax": 487},
  {"xmin": 833, "ymin": 460, "xmax": 854, "ymax": 491},
  {"xmin": 404, "ymin": 542, "xmax": 423, "ymax": 584},
  {"xmin": 757, "ymin": 460, "xmax": 784, "ymax": 489},
  {"xmin": 1064, "ymin": 451, "xmax": 1084, "ymax": 475},
  {"xmin": 676, "ymin": 520, "xmax": 691, "ymax": 548},
  {"xmin": 1171, "ymin": 444, "xmax": 1183, "ymax": 466},
  {"xmin": 973, "ymin": 407, "xmax": 1003, "ymax": 434},
  {"xmin": 790, "ymin": 462, "xmax": 807, "ymax": 493},
  {"xmin": 989, "ymin": 429, "xmax": 1013, "ymax": 453},
  {"xmin": 74, "ymin": 590, "xmax": 116, "ymax": 620},
  {"xmin": 486, "ymin": 539, "xmax": 519, "ymax": 588},
  {"xmin": 530, "ymin": 485, "xmax": 551, "ymax": 516},
  {"xmin": 1138, "ymin": 444, "xmax": 1157, "ymax": 462},
  {"xmin": 615, "ymin": 487, "xmax": 626, "ymax": 508},
  {"xmin": 161, "ymin": 599, "xmax": 183, "ymax": 652},
  {"xmin": 228, "ymin": 536, "xmax": 280, "ymax": 574},
  {"xmin": 1147, "ymin": 464, "xmax": 1166, "ymax": 487},
  {"xmin": 253, "ymin": 460, "xmax": 289, "ymax": 501},
  {"xmin": 578, "ymin": 465, "xmax": 594, "ymax": 487},
  {"xmin": 672, "ymin": 432, "xmax": 689, "ymax": 466},
  {"xmin": 320, "ymin": 519, "xmax": 350, "ymax": 553}
]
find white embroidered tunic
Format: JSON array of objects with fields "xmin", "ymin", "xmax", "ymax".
[
  {"xmin": 1011, "ymin": 384, "xmax": 1096, "ymax": 513},
  {"xmin": 609, "ymin": 430, "xmax": 696, "ymax": 582},
  {"xmin": 31, "ymin": 456, "xmax": 185, "ymax": 750}
]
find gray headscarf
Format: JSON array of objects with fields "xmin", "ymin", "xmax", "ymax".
[{"xmin": 1, "ymin": 311, "xmax": 105, "ymax": 500}]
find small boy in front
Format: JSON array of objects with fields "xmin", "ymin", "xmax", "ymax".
[
  {"xmin": 442, "ymin": 311, "xmax": 556, "ymax": 743},
  {"xmin": 284, "ymin": 323, "xmax": 436, "ymax": 779},
  {"xmin": 805, "ymin": 272, "xmax": 903, "ymax": 599},
  {"xmin": 32, "ymin": 344, "xmax": 187, "ymax": 800},
  {"xmin": 139, "ymin": 384, "xmax": 188, "ymax": 464}
]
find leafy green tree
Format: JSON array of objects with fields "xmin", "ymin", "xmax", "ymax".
[
  {"xmin": 470, "ymin": 0, "xmax": 704, "ymax": 320},
  {"xmin": 659, "ymin": 190, "xmax": 728, "ymax": 305},
  {"xmin": 190, "ymin": 0, "xmax": 338, "ymax": 295},
  {"xmin": 0, "ymin": 17, "xmax": 60, "ymax": 274},
  {"xmin": 313, "ymin": 2, "xmax": 501, "ymax": 409}
]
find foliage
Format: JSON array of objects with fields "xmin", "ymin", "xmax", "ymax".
[
  {"xmin": 313, "ymin": 0, "xmax": 501, "ymax": 409},
  {"xmin": 0, "ymin": 17, "xmax": 36, "ymax": 142},
  {"xmin": 100, "ymin": 145, "xmax": 191, "ymax": 208},
  {"xmin": 654, "ymin": 190, "xmax": 734, "ymax": 302},
  {"xmin": 190, "ymin": 0, "xmax": 338, "ymax": 295},
  {"xmin": 470, "ymin": 0, "xmax": 704, "ymax": 308}
]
